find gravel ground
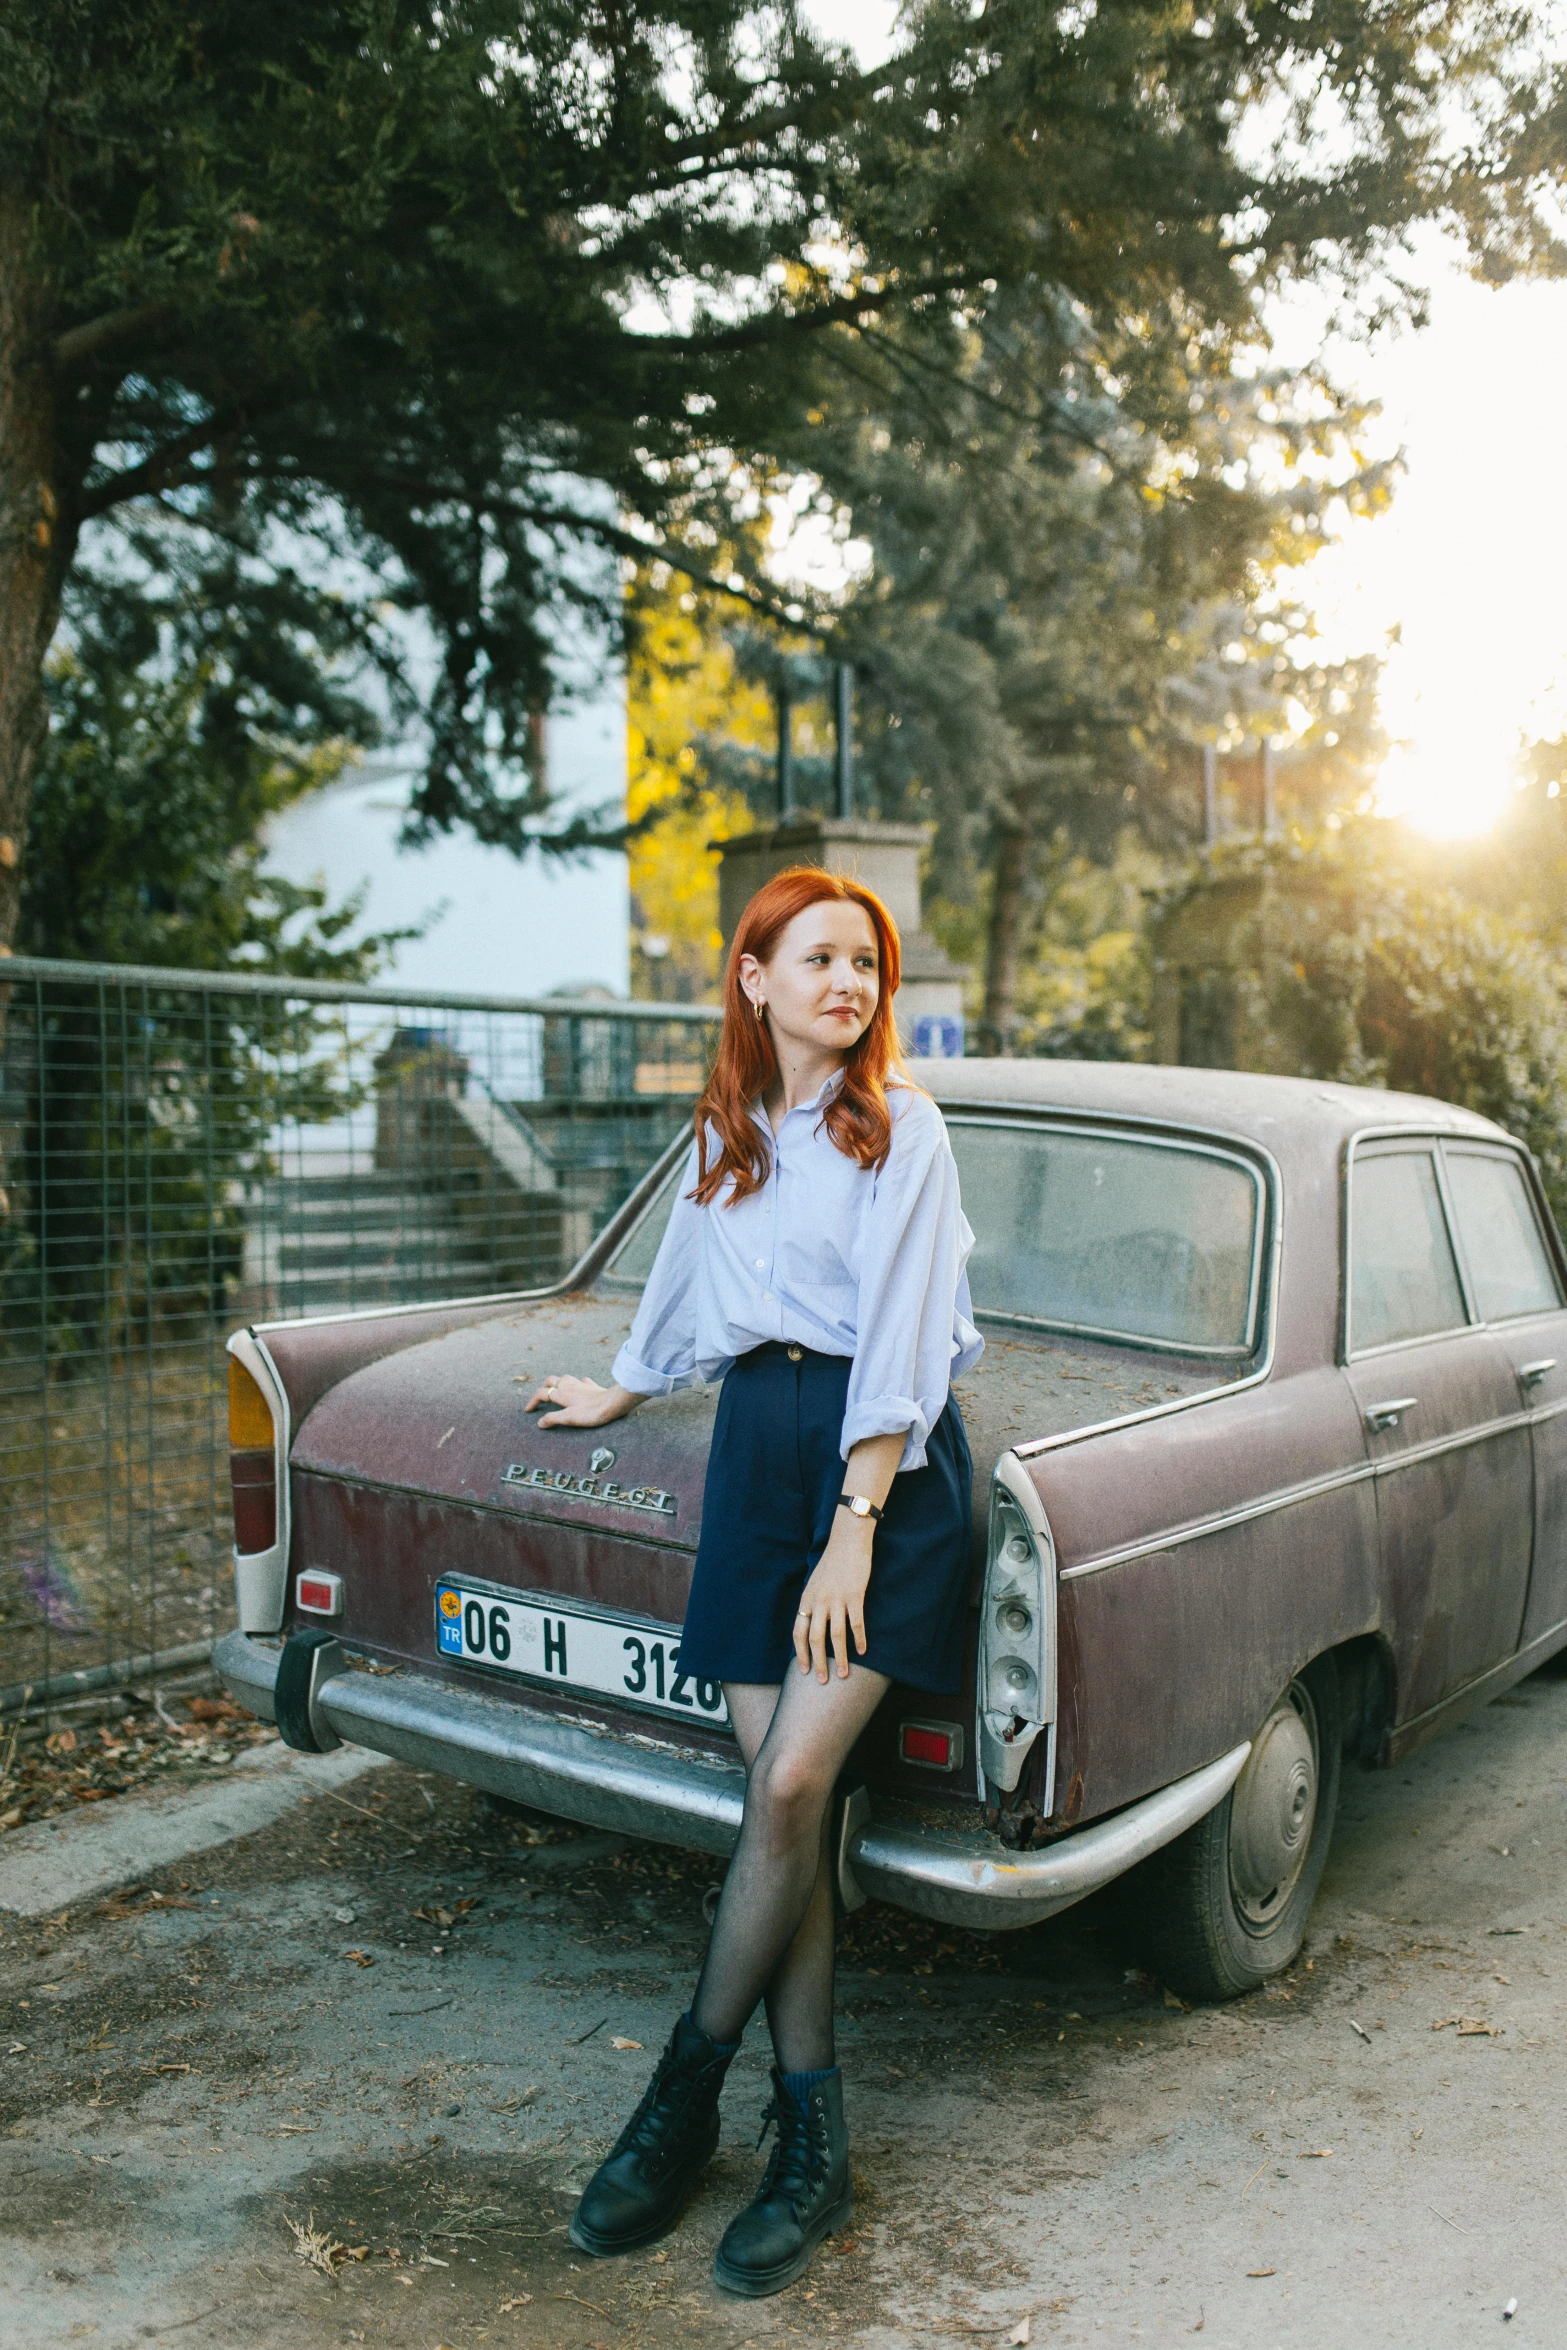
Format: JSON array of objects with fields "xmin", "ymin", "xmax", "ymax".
[{"xmin": 5, "ymin": 1662, "xmax": 1567, "ymax": 2350}]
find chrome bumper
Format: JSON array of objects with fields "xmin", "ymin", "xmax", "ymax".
[{"xmin": 215, "ymin": 1631, "xmax": 1248, "ymax": 1931}]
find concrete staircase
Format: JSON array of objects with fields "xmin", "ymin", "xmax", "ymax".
[{"xmin": 241, "ymin": 1169, "xmax": 506, "ymax": 1319}]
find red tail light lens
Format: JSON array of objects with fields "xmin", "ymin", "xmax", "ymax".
[
  {"xmin": 230, "ymin": 1448, "xmax": 276, "ymax": 1553},
  {"xmin": 900, "ymin": 1721, "xmax": 962, "ymax": 1772},
  {"xmin": 229, "ymin": 1357, "xmax": 276, "ymax": 1554}
]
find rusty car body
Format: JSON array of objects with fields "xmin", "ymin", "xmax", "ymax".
[{"xmin": 216, "ymin": 1060, "xmax": 1567, "ymax": 1995}]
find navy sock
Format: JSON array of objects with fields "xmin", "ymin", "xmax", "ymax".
[
  {"xmin": 781, "ymin": 2064, "xmax": 838, "ymax": 2106},
  {"xmin": 685, "ymin": 2010, "xmax": 740, "ymax": 2058}
]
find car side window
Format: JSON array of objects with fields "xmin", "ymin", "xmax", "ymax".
[
  {"xmin": 1350, "ymin": 1148, "xmax": 1467, "ymax": 1351},
  {"xmin": 1442, "ymin": 1149, "xmax": 1562, "ymax": 1322}
]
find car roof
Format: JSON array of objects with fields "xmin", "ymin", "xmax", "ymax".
[{"xmin": 922, "ymin": 1058, "xmax": 1511, "ymax": 1158}]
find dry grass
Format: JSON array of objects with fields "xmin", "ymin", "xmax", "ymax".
[
  {"xmin": 285, "ymin": 2211, "xmax": 369, "ymax": 2279},
  {"xmin": 0, "ymin": 1324, "xmax": 235, "ymax": 1691}
]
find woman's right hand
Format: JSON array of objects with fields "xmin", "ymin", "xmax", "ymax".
[{"xmin": 526, "ymin": 1374, "xmax": 644, "ymax": 1429}]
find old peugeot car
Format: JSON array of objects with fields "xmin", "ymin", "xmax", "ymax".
[{"xmin": 216, "ymin": 1060, "xmax": 1567, "ymax": 1999}]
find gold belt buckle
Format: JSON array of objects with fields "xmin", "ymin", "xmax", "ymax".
[{"xmin": 786, "ymin": 1344, "xmax": 803, "ymax": 1363}]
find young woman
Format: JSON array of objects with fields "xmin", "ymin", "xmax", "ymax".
[{"xmin": 525, "ymin": 866, "xmax": 981, "ymax": 2299}]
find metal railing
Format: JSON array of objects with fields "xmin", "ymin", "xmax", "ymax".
[{"xmin": 0, "ymin": 956, "xmax": 718, "ymax": 1708}]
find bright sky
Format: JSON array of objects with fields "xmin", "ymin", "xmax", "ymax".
[
  {"xmin": 1281, "ymin": 249, "xmax": 1567, "ymax": 836},
  {"xmin": 803, "ymin": 1, "xmax": 1567, "ymax": 841}
]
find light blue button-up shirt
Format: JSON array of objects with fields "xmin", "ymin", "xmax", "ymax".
[{"xmin": 611, "ymin": 1076, "xmax": 983, "ymax": 1472}]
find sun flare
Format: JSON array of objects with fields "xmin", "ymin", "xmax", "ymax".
[{"xmin": 1372, "ymin": 742, "xmax": 1514, "ymax": 840}]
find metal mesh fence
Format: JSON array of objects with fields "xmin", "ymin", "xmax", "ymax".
[{"xmin": 0, "ymin": 957, "xmax": 718, "ymax": 1708}]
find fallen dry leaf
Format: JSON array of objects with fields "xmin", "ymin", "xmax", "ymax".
[
  {"xmin": 1433, "ymin": 2015, "xmax": 1499, "ymax": 2037},
  {"xmin": 186, "ymin": 1697, "xmax": 242, "ymax": 1723},
  {"xmin": 610, "ymin": 2037, "xmax": 644, "ymax": 2051},
  {"xmin": 1298, "ymin": 2149, "xmax": 1333, "ymax": 2159},
  {"xmin": 499, "ymin": 2295, "xmax": 534, "ymax": 2314},
  {"xmin": 1247, "ymin": 2268, "xmax": 1277, "ymax": 2278},
  {"xmin": 343, "ymin": 1949, "xmax": 375, "ymax": 1968}
]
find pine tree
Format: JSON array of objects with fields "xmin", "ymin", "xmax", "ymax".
[{"xmin": 1, "ymin": 0, "xmax": 1560, "ymax": 961}]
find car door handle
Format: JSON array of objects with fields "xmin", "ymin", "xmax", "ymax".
[
  {"xmin": 1365, "ymin": 1397, "xmax": 1418, "ymax": 1432},
  {"xmin": 1519, "ymin": 1358, "xmax": 1557, "ymax": 1389}
]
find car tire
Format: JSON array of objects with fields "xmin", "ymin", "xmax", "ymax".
[{"xmin": 1119, "ymin": 1653, "xmax": 1342, "ymax": 2002}]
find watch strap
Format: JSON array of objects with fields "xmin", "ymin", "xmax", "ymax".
[{"xmin": 838, "ymin": 1491, "xmax": 884, "ymax": 1522}]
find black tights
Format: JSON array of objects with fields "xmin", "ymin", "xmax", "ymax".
[{"xmin": 689, "ymin": 1665, "xmax": 889, "ymax": 2075}]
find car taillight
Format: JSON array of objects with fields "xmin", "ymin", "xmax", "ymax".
[
  {"xmin": 229, "ymin": 1356, "xmax": 276, "ymax": 1554},
  {"xmin": 295, "ymin": 1570, "xmax": 343, "ymax": 1617},
  {"xmin": 900, "ymin": 1720, "xmax": 963, "ymax": 1772}
]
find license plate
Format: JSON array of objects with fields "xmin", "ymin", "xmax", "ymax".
[{"xmin": 434, "ymin": 1581, "xmax": 729, "ymax": 1728}]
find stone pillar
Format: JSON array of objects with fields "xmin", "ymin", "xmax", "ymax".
[{"xmin": 714, "ymin": 817, "xmax": 969, "ymax": 1058}]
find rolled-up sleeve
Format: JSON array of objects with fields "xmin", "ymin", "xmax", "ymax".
[
  {"xmin": 840, "ymin": 1094, "xmax": 983, "ymax": 1472},
  {"xmin": 611, "ymin": 1146, "xmax": 708, "ymax": 1395}
]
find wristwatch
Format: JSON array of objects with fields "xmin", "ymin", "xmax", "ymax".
[{"xmin": 838, "ymin": 1492, "xmax": 884, "ymax": 1522}]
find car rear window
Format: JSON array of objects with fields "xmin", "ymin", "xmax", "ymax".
[
  {"xmin": 949, "ymin": 1121, "xmax": 1264, "ymax": 1356},
  {"xmin": 602, "ymin": 1118, "xmax": 1267, "ymax": 1358},
  {"xmin": 1442, "ymin": 1149, "xmax": 1562, "ymax": 1322}
]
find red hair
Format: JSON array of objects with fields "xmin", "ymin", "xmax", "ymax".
[{"xmin": 692, "ymin": 866, "xmax": 906, "ymax": 1206}]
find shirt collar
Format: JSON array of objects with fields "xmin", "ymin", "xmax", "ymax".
[{"xmin": 750, "ymin": 1066, "xmax": 847, "ymax": 1129}]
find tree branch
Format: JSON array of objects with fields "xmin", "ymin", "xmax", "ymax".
[
  {"xmin": 657, "ymin": 29, "xmax": 948, "ymax": 167},
  {"xmin": 638, "ymin": 273, "xmax": 976, "ymax": 355},
  {"xmin": 243, "ymin": 461, "xmax": 827, "ymax": 636},
  {"xmin": 53, "ymin": 302, "xmax": 173, "ymax": 372},
  {"xmin": 76, "ymin": 419, "xmax": 231, "ymax": 519}
]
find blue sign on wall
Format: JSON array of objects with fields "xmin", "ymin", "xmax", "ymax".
[{"xmin": 911, "ymin": 1014, "xmax": 964, "ymax": 1059}]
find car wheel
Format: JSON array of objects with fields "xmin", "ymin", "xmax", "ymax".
[{"xmin": 1120, "ymin": 1653, "xmax": 1342, "ymax": 2002}]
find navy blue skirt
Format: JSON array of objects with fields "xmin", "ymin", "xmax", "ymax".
[{"xmin": 676, "ymin": 1343, "xmax": 973, "ymax": 1694}]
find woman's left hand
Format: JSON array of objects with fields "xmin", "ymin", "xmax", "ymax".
[{"xmin": 793, "ymin": 1523, "xmax": 874, "ymax": 1683}]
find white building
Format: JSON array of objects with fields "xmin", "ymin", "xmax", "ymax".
[{"xmin": 263, "ymin": 670, "xmax": 629, "ymax": 1002}]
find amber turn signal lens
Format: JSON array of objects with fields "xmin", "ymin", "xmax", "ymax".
[{"xmin": 229, "ymin": 1356, "xmax": 274, "ymax": 1449}]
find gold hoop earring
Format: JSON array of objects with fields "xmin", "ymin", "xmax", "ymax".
[{"xmin": 753, "ymin": 999, "xmax": 765, "ymax": 1021}]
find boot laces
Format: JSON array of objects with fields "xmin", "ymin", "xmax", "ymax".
[
  {"xmin": 754, "ymin": 2091, "xmax": 829, "ymax": 2212},
  {"xmin": 614, "ymin": 2042, "xmax": 714, "ymax": 2165}
]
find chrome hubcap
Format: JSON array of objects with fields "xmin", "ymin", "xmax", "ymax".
[{"xmin": 1229, "ymin": 1683, "xmax": 1319, "ymax": 1930}]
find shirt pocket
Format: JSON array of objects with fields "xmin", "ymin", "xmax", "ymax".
[{"xmin": 785, "ymin": 1278, "xmax": 858, "ymax": 1346}]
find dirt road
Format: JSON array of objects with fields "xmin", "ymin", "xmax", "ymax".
[{"xmin": 6, "ymin": 1663, "xmax": 1567, "ymax": 2350}]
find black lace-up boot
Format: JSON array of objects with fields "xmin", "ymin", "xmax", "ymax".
[
  {"xmin": 712, "ymin": 2068, "xmax": 852, "ymax": 2298},
  {"xmin": 569, "ymin": 2016, "xmax": 735, "ymax": 2256}
]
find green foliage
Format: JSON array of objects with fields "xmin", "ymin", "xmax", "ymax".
[
  {"xmin": 3, "ymin": 568, "xmax": 412, "ymax": 1358},
  {"xmin": 1155, "ymin": 828, "xmax": 1567, "ymax": 1220},
  {"xmin": 3, "ymin": 0, "xmax": 1563, "ymax": 866},
  {"xmin": 929, "ymin": 835, "xmax": 1160, "ymax": 1061},
  {"xmin": 729, "ymin": 285, "xmax": 1394, "ymax": 1039}
]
